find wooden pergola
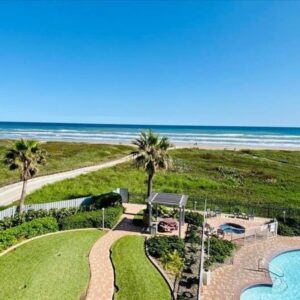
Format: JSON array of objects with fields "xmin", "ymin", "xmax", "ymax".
[{"xmin": 146, "ymin": 192, "xmax": 189, "ymax": 238}]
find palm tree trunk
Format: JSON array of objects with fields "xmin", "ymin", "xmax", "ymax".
[
  {"xmin": 147, "ymin": 173, "xmax": 153, "ymax": 197},
  {"xmin": 19, "ymin": 179, "xmax": 27, "ymax": 214}
]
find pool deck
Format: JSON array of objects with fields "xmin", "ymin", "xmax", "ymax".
[{"xmin": 201, "ymin": 236, "xmax": 300, "ymax": 300}]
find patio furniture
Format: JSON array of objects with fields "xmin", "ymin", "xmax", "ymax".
[
  {"xmin": 214, "ymin": 207, "xmax": 221, "ymax": 216},
  {"xmin": 158, "ymin": 218, "xmax": 178, "ymax": 232}
]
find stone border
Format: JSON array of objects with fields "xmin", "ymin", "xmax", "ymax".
[
  {"xmin": 0, "ymin": 227, "xmax": 107, "ymax": 257},
  {"xmin": 235, "ymin": 246, "xmax": 300, "ymax": 299}
]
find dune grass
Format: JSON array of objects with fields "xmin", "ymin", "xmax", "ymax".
[
  {"xmin": 111, "ymin": 236, "xmax": 171, "ymax": 300},
  {"xmin": 0, "ymin": 140, "xmax": 132, "ymax": 187},
  {"xmin": 25, "ymin": 148, "xmax": 300, "ymax": 209},
  {"xmin": 0, "ymin": 229, "xmax": 103, "ymax": 300}
]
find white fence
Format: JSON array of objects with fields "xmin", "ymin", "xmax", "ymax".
[{"xmin": 0, "ymin": 196, "xmax": 93, "ymax": 221}]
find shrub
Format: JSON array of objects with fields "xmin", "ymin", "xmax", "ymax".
[
  {"xmin": 185, "ymin": 225, "xmax": 201, "ymax": 244},
  {"xmin": 60, "ymin": 206, "xmax": 123, "ymax": 230},
  {"xmin": 184, "ymin": 212, "xmax": 203, "ymax": 227},
  {"xmin": 0, "ymin": 217, "xmax": 58, "ymax": 251},
  {"xmin": 204, "ymin": 236, "xmax": 235, "ymax": 268},
  {"xmin": 93, "ymin": 192, "xmax": 122, "ymax": 209},
  {"xmin": 0, "ymin": 207, "xmax": 83, "ymax": 231},
  {"xmin": 277, "ymin": 217, "xmax": 300, "ymax": 236},
  {"xmin": 278, "ymin": 222, "xmax": 296, "ymax": 236},
  {"xmin": 161, "ymin": 250, "xmax": 184, "ymax": 277},
  {"xmin": 146, "ymin": 236, "xmax": 185, "ymax": 258}
]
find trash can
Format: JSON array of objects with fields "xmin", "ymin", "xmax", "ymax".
[{"xmin": 150, "ymin": 222, "xmax": 157, "ymax": 235}]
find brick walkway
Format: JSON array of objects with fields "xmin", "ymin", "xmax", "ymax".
[
  {"xmin": 85, "ymin": 203, "xmax": 146, "ymax": 300},
  {"xmin": 202, "ymin": 236, "xmax": 300, "ymax": 300}
]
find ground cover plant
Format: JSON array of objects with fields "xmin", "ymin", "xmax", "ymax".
[
  {"xmin": 0, "ymin": 230, "xmax": 103, "ymax": 300},
  {"xmin": 24, "ymin": 149, "xmax": 300, "ymax": 211},
  {"xmin": 0, "ymin": 140, "xmax": 132, "ymax": 187},
  {"xmin": 111, "ymin": 235, "xmax": 171, "ymax": 300}
]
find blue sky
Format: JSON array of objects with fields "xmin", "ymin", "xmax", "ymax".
[{"xmin": 0, "ymin": 1, "xmax": 299, "ymax": 127}]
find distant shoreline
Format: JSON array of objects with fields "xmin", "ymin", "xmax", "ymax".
[
  {"xmin": 1, "ymin": 137, "xmax": 299, "ymax": 151},
  {"xmin": 1, "ymin": 122, "xmax": 300, "ymax": 150}
]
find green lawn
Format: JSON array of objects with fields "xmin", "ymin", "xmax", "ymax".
[
  {"xmin": 0, "ymin": 229, "xmax": 104, "ymax": 300},
  {"xmin": 111, "ymin": 236, "xmax": 171, "ymax": 300},
  {"xmin": 25, "ymin": 148, "xmax": 300, "ymax": 209},
  {"xmin": 0, "ymin": 140, "xmax": 132, "ymax": 187}
]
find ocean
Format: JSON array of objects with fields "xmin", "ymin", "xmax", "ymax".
[{"xmin": 0, "ymin": 122, "xmax": 300, "ymax": 149}]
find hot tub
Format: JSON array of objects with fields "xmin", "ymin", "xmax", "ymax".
[{"xmin": 220, "ymin": 223, "xmax": 245, "ymax": 234}]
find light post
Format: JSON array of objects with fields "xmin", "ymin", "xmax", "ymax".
[
  {"xmin": 283, "ymin": 210, "xmax": 286, "ymax": 223},
  {"xmin": 102, "ymin": 207, "xmax": 105, "ymax": 230}
]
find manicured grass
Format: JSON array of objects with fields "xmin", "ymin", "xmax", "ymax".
[
  {"xmin": 25, "ymin": 148, "xmax": 300, "ymax": 208},
  {"xmin": 0, "ymin": 140, "xmax": 132, "ymax": 187},
  {"xmin": 0, "ymin": 229, "xmax": 104, "ymax": 300},
  {"xmin": 111, "ymin": 236, "xmax": 171, "ymax": 300}
]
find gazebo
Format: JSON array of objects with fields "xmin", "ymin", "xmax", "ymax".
[{"xmin": 146, "ymin": 192, "xmax": 189, "ymax": 238}]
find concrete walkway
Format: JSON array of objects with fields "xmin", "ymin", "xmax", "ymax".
[
  {"xmin": 0, "ymin": 155, "xmax": 132, "ymax": 206},
  {"xmin": 86, "ymin": 203, "xmax": 146, "ymax": 300},
  {"xmin": 202, "ymin": 236, "xmax": 300, "ymax": 300}
]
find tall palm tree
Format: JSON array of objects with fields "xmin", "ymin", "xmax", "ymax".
[
  {"xmin": 132, "ymin": 131, "xmax": 172, "ymax": 197},
  {"xmin": 4, "ymin": 139, "xmax": 47, "ymax": 213}
]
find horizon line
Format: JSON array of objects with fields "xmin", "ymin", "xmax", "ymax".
[{"xmin": 0, "ymin": 120, "xmax": 299, "ymax": 129}]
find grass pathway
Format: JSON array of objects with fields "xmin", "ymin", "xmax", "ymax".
[
  {"xmin": 112, "ymin": 236, "xmax": 171, "ymax": 300},
  {"xmin": 0, "ymin": 229, "xmax": 104, "ymax": 300}
]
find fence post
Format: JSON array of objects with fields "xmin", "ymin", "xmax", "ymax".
[{"xmin": 102, "ymin": 208, "xmax": 105, "ymax": 230}]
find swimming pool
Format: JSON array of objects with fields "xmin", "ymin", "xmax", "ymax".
[
  {"xmin": 241, "ymin": 250, "xmax": 300, "ymax": 300},
  {"xmin": 220, "ymin": 223, "xmax": 245, "ymax": 234}
]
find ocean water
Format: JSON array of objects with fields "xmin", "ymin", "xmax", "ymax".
[{"xmin": 0, "ymin": 122, "xmax": 300, "ymax": 148}]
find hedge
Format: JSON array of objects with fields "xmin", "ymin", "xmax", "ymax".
[
  {"xmin": 0, "ymin": 217, "xmax": 58, "ymax": 251},
  {"xmin": 60, "ymin": 206, "xmax": 123, "ymax": 230},
  {"xmin": 184, "ymin": 211, "xmax": 204, "ymax": 227},
  {"xmin": 93, "ymin": 192, "xmax": 122, "ymax": 209},
  {"xmin": 146, "ymin": 236, "xmax": 185, "ymax": 258},
  {"xmin": 0, "ymin": 207, "xmax": 86, "ymax": 231}
]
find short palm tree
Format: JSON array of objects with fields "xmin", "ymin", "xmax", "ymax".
[
  {"xmin": 132, "ymin": 131, "xmax": 172, "ymax": 197},
  {"xmin": 4, "ymin": 139, "xmax": 47, "ymax": 213}
]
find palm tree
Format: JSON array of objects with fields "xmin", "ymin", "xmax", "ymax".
[
  {"xmin": 4, "ymin": 139, "xmax": 47, "ymax": 213},
  {"xmin": 132, "ymin": 131, "xmax": 172, "ymax": 197}
]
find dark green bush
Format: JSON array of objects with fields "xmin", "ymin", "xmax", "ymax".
[
  {"xmin": 0, "ymin": 207, "xmax": 84, "ymax": 231},
  {"xmin": 146, "ymin": 236, "xmax": 185, "ymax": 258},
  {"xmin": 60, "ymin": 206, "xmax": 123, "ymax": 230},
  {"xmin": 184, "ymin": 212, "xmax": 204, "ymax": 227},
  {"xmin": 185, "ymin": 225, "xmax": 201, "ymax": 244},
  {"xmin": 278, "ymin": 222, "xmax": 296, "ymax": 236},
  {"xmin": 204, "ymin": 236, "xmax": 235, "ymax": 268},
  {"xmin": 277, "ymin": 217, "xmax": 300, "ymax": 236},
  {"xmin": 93, "ymin": 192, "xmax": 122, "ymax": 209},
  {"xmin": 0, "ymin": 217, "xmax": 58, "ymax": 251}
]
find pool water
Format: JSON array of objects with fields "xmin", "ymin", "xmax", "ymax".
[
  {"xmin": 220, "ymin": 223, "xmax": 245, "ymax": 234},
  {"xmin": 241, "ymin": 250, "xmax": 300, "ymax": 300}
]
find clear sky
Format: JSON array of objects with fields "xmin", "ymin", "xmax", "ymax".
[{"xmin": 0, "ymin": 1, "xmax": 299, "ymax": 127}]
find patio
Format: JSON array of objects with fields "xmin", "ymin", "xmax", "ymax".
[{"xmin": 201, "ymin": 236, "xmax": 300, "ymax": 300}]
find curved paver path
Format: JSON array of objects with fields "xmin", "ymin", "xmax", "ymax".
[
  {"xmin": 0, "ymin": 155, "xmax": 132, "ymax": 206},
  {"xmin": 86, "ymin": 203, "xmax": 146, "ymax": 300},
  {"xmin": 202, "ymin": 236, "xmax": 300, "ymax": 300}
]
